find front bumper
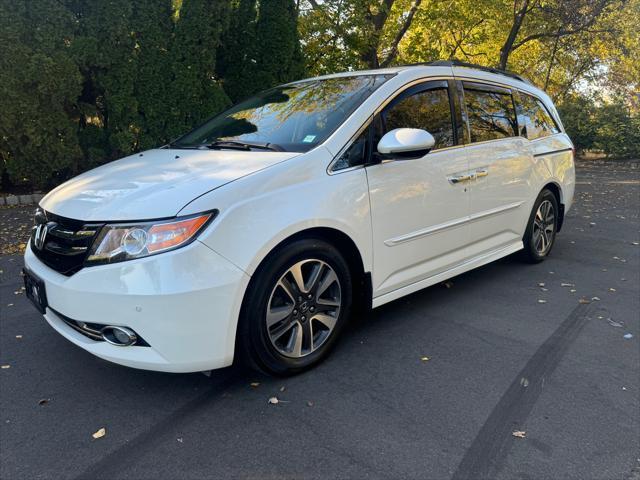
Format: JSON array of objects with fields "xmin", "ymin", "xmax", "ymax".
[{"xmin": 24, "ymin": 240, "xmax": 250, "ymax": 373}]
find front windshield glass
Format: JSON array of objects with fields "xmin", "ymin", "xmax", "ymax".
[{"xmin": 172, "ymin": 74, "xmax": 393, "ymax": 152}]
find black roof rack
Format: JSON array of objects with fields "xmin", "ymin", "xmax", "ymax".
[{"xmin": 405, "ymin": 60, "xmax": 533, "ymax": 85}]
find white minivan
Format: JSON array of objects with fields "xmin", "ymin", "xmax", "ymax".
[{"xmin": 24, "ymin": 61, "xmax": 575, "ymax": 374}]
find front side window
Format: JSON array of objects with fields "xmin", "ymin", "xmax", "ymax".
[
  {"xmin": 517, "ymin": 93, "xmax": 560, "ymax": 140},
  {"xmin": 333, "ymin": 127, "xmax": 370, "ymax": 171},
  {"xmin": 463, "ymin": 84, "xmax": 517, "ymax": 143},
  {"xmin": 382, "ymin": 86, "xmax": 455, "ymax": 150},
  {"xmin": 171, "ymin": 74, "xmax": 392, "ymax": 152}
]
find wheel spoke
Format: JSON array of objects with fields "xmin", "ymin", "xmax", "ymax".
[
  {"xmin": 271, "ymin": 320, "xmax": 296, "ymax": 341},
  {"xmin": 316, "ymin": 297, "xmax": 340, "ymax": 308},
  {"xmin": 312, "ymin": 313, "xmax": 337, "ymax": 331},
  {"xmin": 301, "ymin": 320, "xmax": 314, "ymax": 352},
  {"xmin": 533, "ymin": 229, "xmax": 542, "ymax": 251},
  {"xmin": 316, "ymin": 268, "xmax": 338, "ymax": 298},
  {"xmin": 267, "ymin": 304, "xmax": 293, "ymax": 327},
  {"xmin": 289, "ymin": 263, "xmax": 306, "ymax": 293},
  {"xmin": 289, "ymin": 322, "xmax": 303, "ymax": 357},
  {"xmin": 278, "ymin": 278, "xmax": 298, "ymax": 303},
  {"xmin": 306, "ymin": 262, "xmax": 324, "ymax": 293}
]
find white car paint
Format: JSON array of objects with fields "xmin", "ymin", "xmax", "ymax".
[
  {"xmin": 24, "ymin": 64, "xmax": 575, "ymax": 372},
  {"xmin": 41, "ymin": 148, "xmax": 299, "ymax": 221}
]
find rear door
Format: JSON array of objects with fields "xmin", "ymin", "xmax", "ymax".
[{"xmin": 460, "ymin": 81, "xmax": 534, "ymax": 258}]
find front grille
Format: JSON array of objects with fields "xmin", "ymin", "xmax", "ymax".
[{"xmin": 31, "ymin": 211, "xmax": 103, "ymax": 276}]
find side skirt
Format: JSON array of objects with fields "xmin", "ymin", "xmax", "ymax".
[{"xmin": 371, "ymin": 241, "xmax": 523, "ymax": 308}]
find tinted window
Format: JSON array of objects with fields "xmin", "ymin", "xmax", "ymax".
[
  {"xmin": 333, "ymin": 128, "xmax": 369, "ymax": 170},
  {"xmin": 383, "ymin": 87, "xmax": 454, "ymax": 149},
  {"xmin": 172, "ymin": 74, "xmax": 392, "ymax": 152},
  {"xmin": 464, "ymin": 85, "xmax": 517, "ymax": 142},
  {"xmin": 517, "ymin": 93, "xmax": 560, "ymax": 140}
]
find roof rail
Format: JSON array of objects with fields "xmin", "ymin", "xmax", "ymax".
[{"xmin": 406, "ymin": 60, "xmax": 534, "ymax": 85}]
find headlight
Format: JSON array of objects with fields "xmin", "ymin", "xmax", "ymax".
[{"xmin": 85, "ymin": 211, "xmax": 216, "ymax": 265}]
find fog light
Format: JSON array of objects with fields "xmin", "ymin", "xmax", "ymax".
[{"xmin": 101, "ymin": 326, "xmax": 137, "ymax": 346}]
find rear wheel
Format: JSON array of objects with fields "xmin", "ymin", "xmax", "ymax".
[
  {"xmin": 237, "ymin": 239, "xmax": 352, "ymax": 375},
  {"xmin": 522, "ymin": 189, "xmax": 559, "ymax": 263}
]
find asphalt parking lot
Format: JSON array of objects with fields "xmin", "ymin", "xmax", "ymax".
[{"xmin": 1, "ymin": 160, "xmax": 639, "ymax": 480}]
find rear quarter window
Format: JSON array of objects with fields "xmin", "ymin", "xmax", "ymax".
[{"xmin": 516, "ymin": 93, "xmax": 560, "ymax": 140}]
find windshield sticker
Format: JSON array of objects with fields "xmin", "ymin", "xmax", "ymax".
[{"xmin": 302, "ymin": 135, "xmax": 316, "ymax": 143}]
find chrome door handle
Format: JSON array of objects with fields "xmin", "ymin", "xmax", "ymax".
[
  {"xmin": 475, "ymin": 168, "xmax": 489, "ymax": 178},
  {"xmin": 448, "ymin": 174, "xmax": 472, "ymax": 184}
]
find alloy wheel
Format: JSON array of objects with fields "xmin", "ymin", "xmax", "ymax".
[
  {"xmin": 266, "ymin": 259, "xmax": 342, "ymax": 358},
  {"xmin": 533, "ymin": 199, "xmax": 555, "ymax": 255}
]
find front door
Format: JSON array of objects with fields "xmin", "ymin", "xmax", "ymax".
[{"xmin": 365, "ymin": 80, "xmax": 470, "ymax": 299}]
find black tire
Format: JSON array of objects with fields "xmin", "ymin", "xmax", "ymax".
[
  {"xmin": 521, "ymin": 188, "xmax": 559, "ymax": 263},
  {"xmin": 237, "ymin": 238, "xmax": 353, "ymax": 375}
]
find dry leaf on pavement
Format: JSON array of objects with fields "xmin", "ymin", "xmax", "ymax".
[
  {"xmin": 92, "ymin": 427, "xmax": 106, "ymax": 439},
  {"xmin": 512, "ymin": 431, "xmax": 526, "ymax": 438}
]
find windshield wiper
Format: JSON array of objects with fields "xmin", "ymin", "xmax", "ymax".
[{"xmin": 205, "ymin": 140, "xmax": 284, "ymax": 152}]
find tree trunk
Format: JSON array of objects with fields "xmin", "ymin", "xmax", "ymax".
[{"xmin": 499, "ymin": 0, "xmax": 529, "ymax": 70}]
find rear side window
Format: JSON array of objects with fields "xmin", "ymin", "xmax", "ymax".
[
  {"xmin": 463, "ymin": 83, "xmax": 517, "ymax": 143},
  {"xmin": 382, "ymin": 84, "xmax": 455, "ymax": 150},
  {"xmin": 517, "ymin": 93, "xmax": 560, "ymax": 140}
]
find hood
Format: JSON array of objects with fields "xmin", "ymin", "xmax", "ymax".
[{"xmin": 40, "ymin": 148, "xmax": 300, "ymax": 221}]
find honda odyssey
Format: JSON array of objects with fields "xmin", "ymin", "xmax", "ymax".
[{"xmin": 23, "ymin": 60, "xmax": 575, "ymax": 374}]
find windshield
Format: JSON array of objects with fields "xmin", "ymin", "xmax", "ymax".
[{"xmin": 171, "ymin": 74, "xmax": 393, "ymax": 152}]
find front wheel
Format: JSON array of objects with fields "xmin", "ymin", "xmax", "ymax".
[
  {"xmin": 521, "ymin": 189, "xmax": 559, "ymax": 263},
  {"xmin": 237, "ymin": 239, "xmax": 352, "ymax": 375}
]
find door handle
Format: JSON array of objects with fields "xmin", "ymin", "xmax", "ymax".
[
  {"xmin": 475, "ymin": 168, "xmax": 489, "ymax": 178},
  {"xmin": 447, "ymin": 174, "xmax": 472, "ymax": 184}
]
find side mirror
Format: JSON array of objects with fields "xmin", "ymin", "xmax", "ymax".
[{"xmin": 377, "ymin": 128, "xmax": 436, "ymax": 157}]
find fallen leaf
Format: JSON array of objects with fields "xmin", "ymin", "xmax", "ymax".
[
  {"xmin": 1, "ymin": 365, "xmax": 10, "ymax": 369},
  {"xmin": 579, "ymin": 298, "xmax": 591, "ymax": 304},
  {"xmin": 177, "ymin": 437, "xmax": 183, "ymax": 443},
  {"xmin": 38, "ymin": 398, "xmax": 49, "ymax": 406},
  {"xmin": 512, "ymin": 431, "xmax": 526, "ymax": 438},
  {"xmin": 15, "ymin": 335, "xmax": 22, "ymax": 339},
  {"xmin": 420, "ymin": 356, "xmax": 431, "ymax": 362},
  {"xmin": 609, "ymin": 288, "xmax": 616, "ymax": 292},
  {"xmin": 623, "ymin": 333, "xmax": 633, "ymax": 339},
  {"xmin": 249, "ymin": 382, "xmax": 260, "ymax": 388},
  {"xmin": 561, "ymin": 283, "xmax": 575, "ymax": 287},
  {"xmin": 307, "ymin": 401, "xmax": 314, "ymax": 407},
  {"xmin": 268, "ymin": 397, "xmax": 279, "ymax": 405},
  {"xmin": 538, "ymin": 299, "xmax": 547, "ymax": 304},
  {"xmin": 538, "ymin": 282, "xmax": 546, "ymax": 287},
  {"xmin": 279, "ymin": 386, "xmax": 286, "ymax": 392},
  {"xmin": 443, "ymin": 281, "xmax": 454, "ymax": 289},
  {"xmin": 92, "ymin": 427, "xmax": 106, "ymax": 439},
  {"xmin": 570, "ymin": 289, "xmax": 577, "ymax": 293},
  {"xmin": 591, "ymin": 296, "xmax": 600, "ymax": 301}
]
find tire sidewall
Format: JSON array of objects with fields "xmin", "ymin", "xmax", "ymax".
[{"xmin": 239, "ymin": 238, "xmax": 353, "ymax": 375}]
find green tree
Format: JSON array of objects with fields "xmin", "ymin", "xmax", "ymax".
[
  {"xmin": 252, "ymin": 0, "xmax": 305, "ymax": 89},
  {"xmin": 168, "ymin": 0, "xmax": 231, "ymax": 139},
  {"xmin": 217, "ymin": 0, "xmax": 259, "ymax": 102},
  {"xmin": 72, "ymin": 0, "xmax": 140, "ymax": 164},
  {"xmin": 0, "ymin": 0, "xmax": 82, "ymax": 190},
  {"xmin": 132, "ymin": 0, "xmax": 175, "ymax": 150}
]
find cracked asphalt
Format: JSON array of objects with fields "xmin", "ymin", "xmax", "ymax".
[{"xmin": 1, "ymin": 160, "xmax": 639, "ymax": 480}]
